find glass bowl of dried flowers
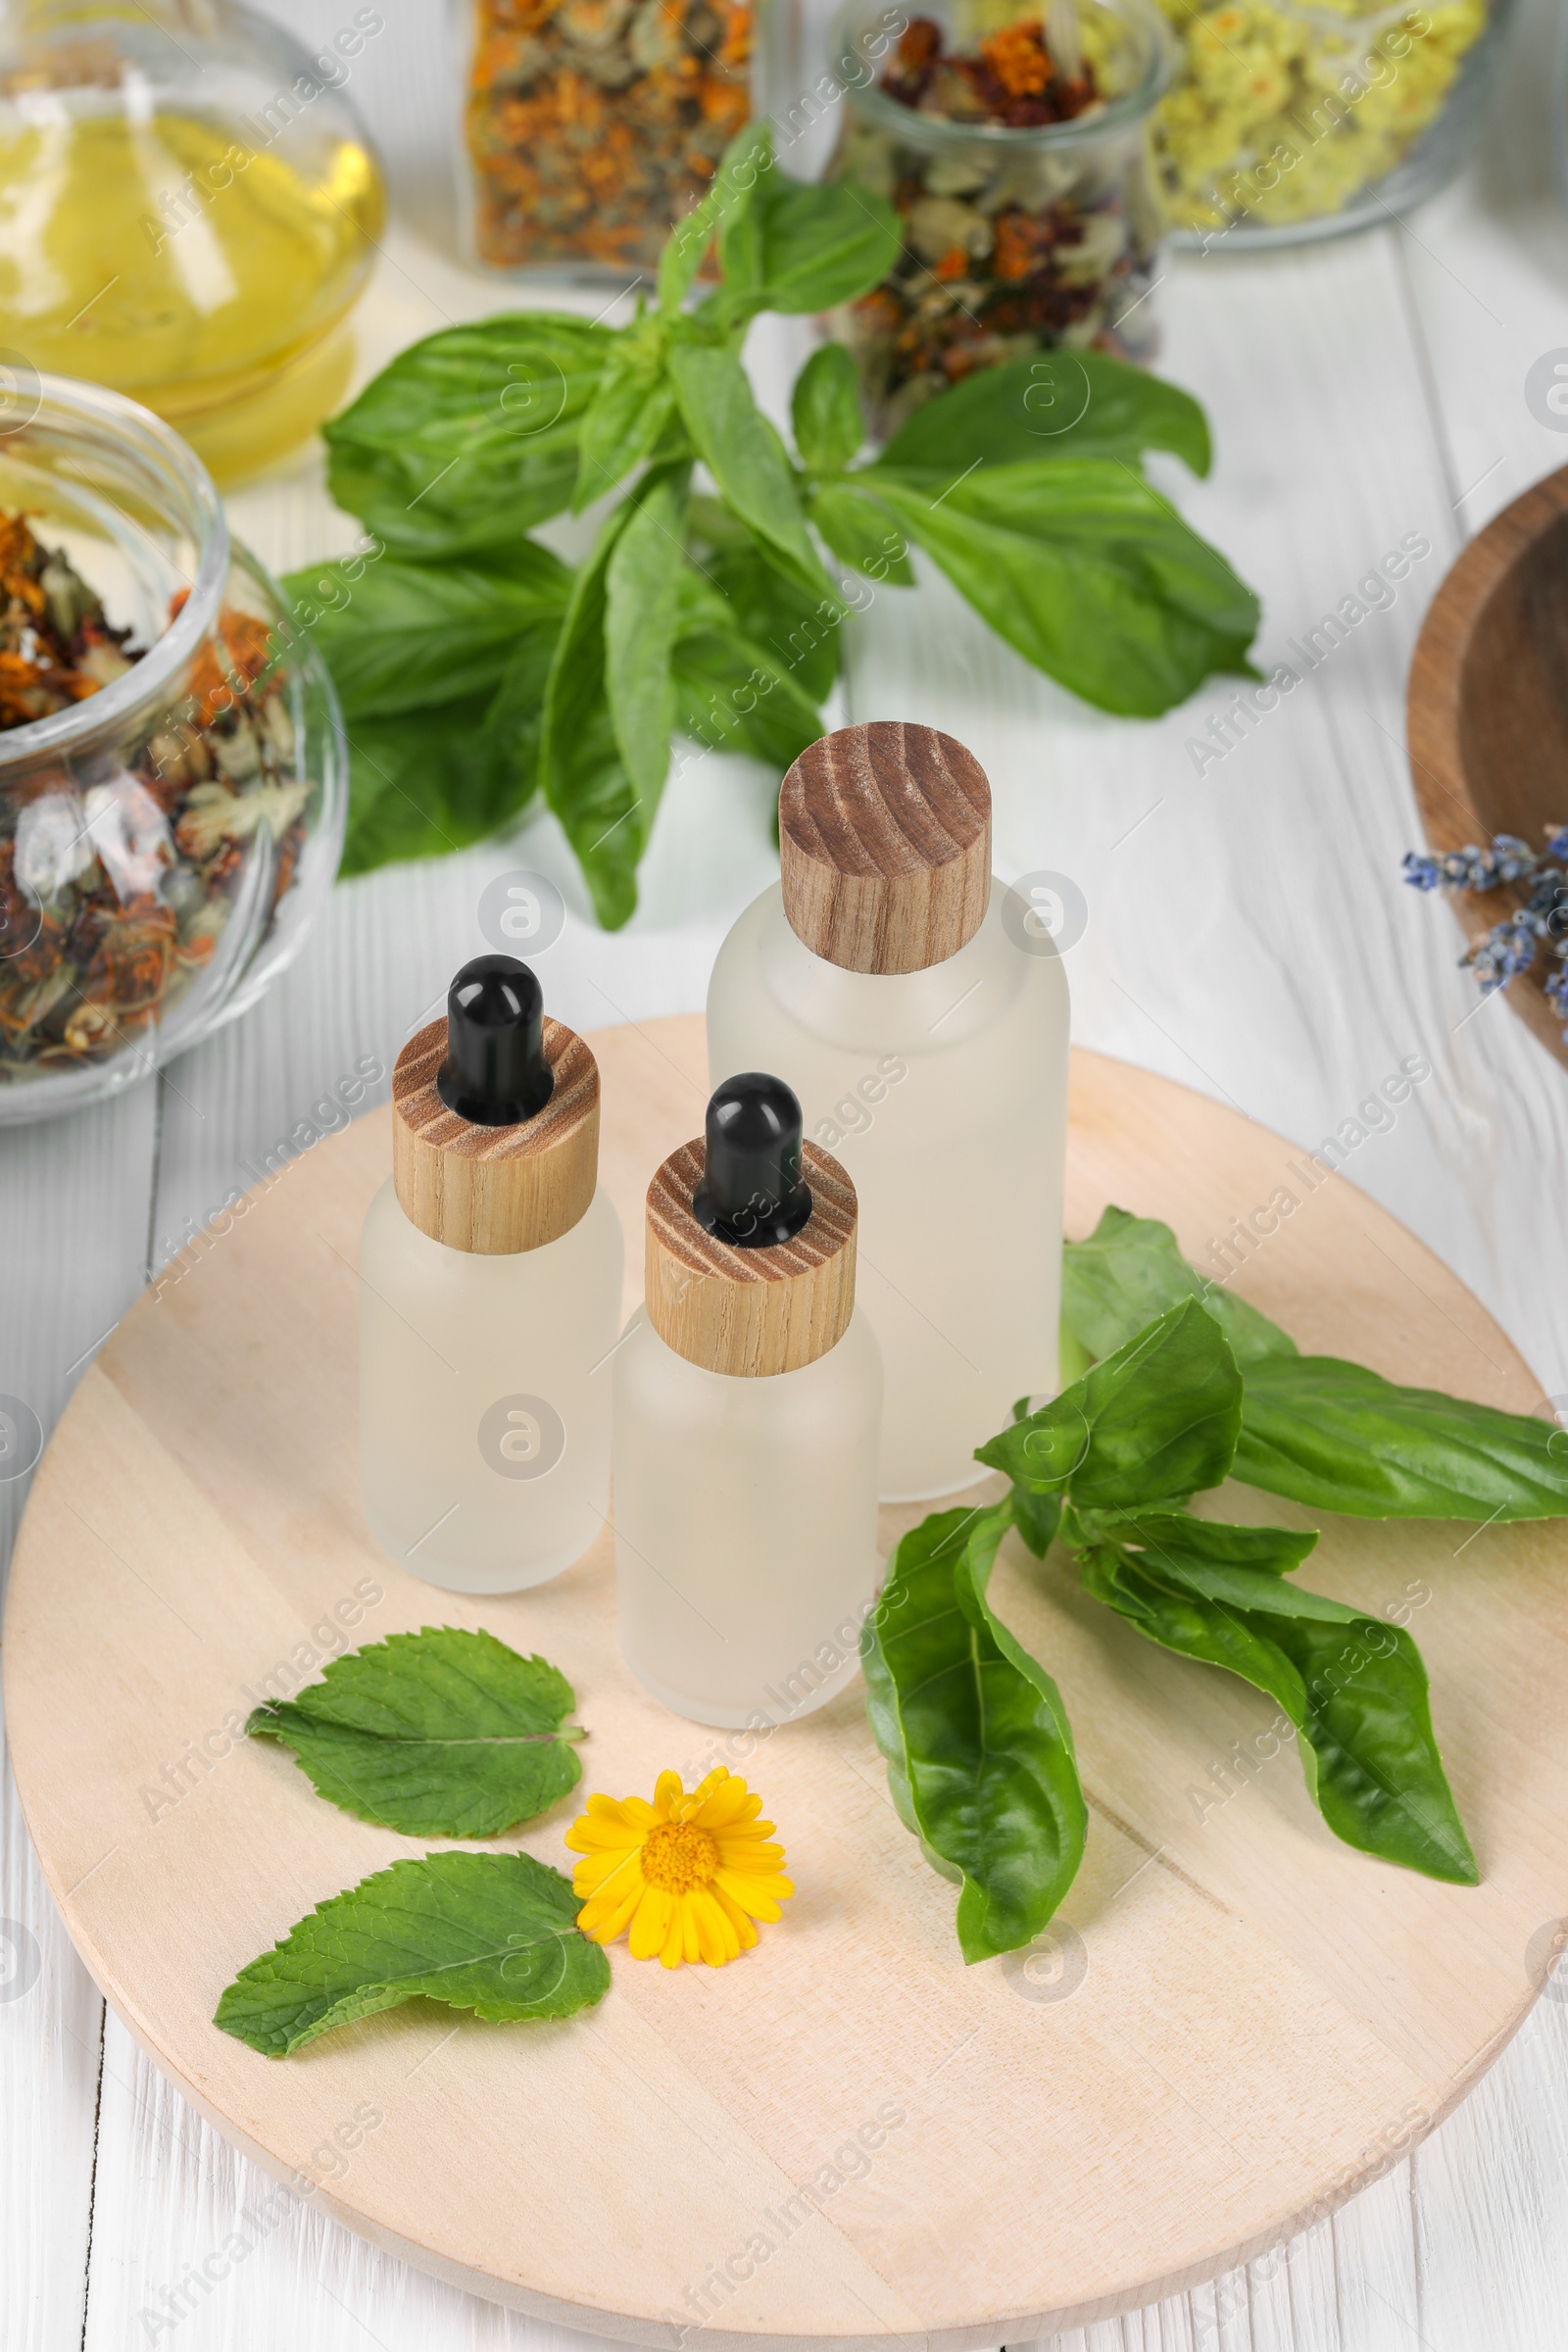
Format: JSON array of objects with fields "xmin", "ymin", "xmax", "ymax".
[{"xmin": 0, "ymin": 374, "xmax": 345, "ymax": 1122}]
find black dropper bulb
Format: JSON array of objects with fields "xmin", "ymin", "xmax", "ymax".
[
  {"xmin": 436, "ymin": 954, "xmax": 555, "ymax": 1126},
  {"xmin": 692, "ymin": 1072, "xmax": 813, "ymax": 1250}
]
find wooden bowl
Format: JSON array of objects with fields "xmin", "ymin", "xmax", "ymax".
[{"xmin": 1406, "ymin": 462, "xmax": 1568, "ymax": 1071}]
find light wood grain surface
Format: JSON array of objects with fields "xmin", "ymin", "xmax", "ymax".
[
  {"xmin": 393, "ymin": 1014, "xmax": 603, "ymax": 1254},
  {"xmin": 646, "ymin": 1134, "xmax": 858, "ymax": 1374},
  {"xmin": 6, "ymin": 0, "xmax": 1568, "ymax": 2345},
  {"xmin": 778, "ymin": 722, "xmax": 993, "ymax": 974},
  {"xmin": 7, "ymin": 1018, "xmax": 1565, "ymax": 2346}
]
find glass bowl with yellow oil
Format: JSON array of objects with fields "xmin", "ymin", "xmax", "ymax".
[
  {"xmin": 0, "ymin": 1, "xmax": 386, "ymax": 482},
  {"xmin": 0, "ymin": 372, "xmax": 346, "ymax": 1122}
]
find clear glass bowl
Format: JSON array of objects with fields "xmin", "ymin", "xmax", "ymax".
[
  {"xmin": 825, "ymin": 0, "xmax": 1174, "ymax": 440},
  {"xmin": 451, "ymin": 0, "xmax": 756, "ymax": 280},
  {"xmin": 0, "ymin": 0, "xmax": 386, "ymax": 481},
  {"xmin": 0, "ymin": 374, "xmax": 345, "ymax": 1124},
  {"xmin": 1152, "ymin": 0, "xmax": 1517, "ymax": 247}
]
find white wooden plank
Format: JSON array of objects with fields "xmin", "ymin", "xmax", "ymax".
[
  {"xmin": 1406, "ymin": 1995, "xmax": 1568, "ymax": 2352},
  {"xmin": 0, "ymin": 1086, "xmax": 157, "ymax": 2352},
  {"xmin": 81, "ymin": 2010, "xmax": 598, "ymax": 2351},
  {"xmin": 0, "ymin": 1691, "xmax": 105, "ymax": 2352},
  {"xmin": 43, "ymin": 6, "xmax": 1568, "ymax": 2351},
  {"xmin": 1388, "ymin": 0, "xmax": 1568, "ymax": 538}
]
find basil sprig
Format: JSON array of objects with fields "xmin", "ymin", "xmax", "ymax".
[
  {"xmin": 292, "ymin": 124, "xmax": 1260, "ymax": 923},
  {"xmin": 870, "ymin": 1220, "xmax": 1568, "ymax": 1959},
  {"xmin": 1061, "ymin": 1205, "xmax": 1568, "ymax": 1522}
]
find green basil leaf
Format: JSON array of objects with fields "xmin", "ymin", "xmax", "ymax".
[
  {"xmin": 685, "ymin": 507, "xmax": 844, "ymax": 702},
  {"xmin": 1004, "ymin": 1396, "xmax": 1063, "ymax": 1556},
  {"xmin": 863, "ymin": 461, "xmax": 1260, "ymax": 716},
  {"xmin": 792, "ymin": 342, "xmax": 865, "ymax": 475},
  {"xmin": 339, "ymin": 623, "xmax": 558, "ymax": 876},
  {"xmin": 246, "ymin": 1627, "xmax": 583, "ymax": 1837},
  {"xmin": 979, "ymin": 1298, "xmax": 1242, "ymax": 1511},
  {"xmin": 881, "ymin": 353, "xmax": 1212, "ymax": 478},
  {"xmin": 282, "ymin": 547, "xmax": 571, "ymax": 721},
  {"xmin": 1234, "ymin": 1356, "xmax": 1568, "ymax": 1522},
  {"xmin": 1063, "ymin": 1204, "xmax": 1297, "ymax": 1371},
  {"xmin": 808, "ymin": 480, "xmax": 915, "ymax": 587},
  {"xmin": 661, "ymin": 121, "xmax": 771, "ymax": 315},
  {"xmin": 723, "ymin": 172, "xmax": 902, "ymax": 319},
  {"xmin": 324, "ymin": 317, "xmax": 610, "ymax": 558},
  {"xmin": 863, "ymin": 1501, "xmax": 1086, "ymax": 1961},
  {"xmin": 671, "ymin": 570, "xmax": 827, "ymax": 767},
  {"xmin": 573, "ymin": 323, "xmax": 680, "ymax": 513},
  {"xmin": 539, "ymin": 504, "xmax": 643, "ymax": 928},
  {"xmin": 668, "ymin": 343, "xmax": 830, "ymax": 601},
  {"xmin": 1078, "ymin": 1513, "xmax": 1477, "ymax": 1884},
  {"xmin": 606, "ymin": 464, "xmax": 689, "ymax": 821},
  {"xmin": 214, "ymin": 1852, "xmax": 610, "ymax": 2056}
]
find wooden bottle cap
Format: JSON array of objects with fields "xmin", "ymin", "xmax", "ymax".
[
  {"xmin": 645, "ymin": 1140, "xmax": 857, "ymax": 1377},
  {"xmin": 778, "ymin": 720, "xmax": 992, "ymax": 974},
  {"xmin": 392, "ymin": 1016, "xmax": 599, "ymax": 1255}
]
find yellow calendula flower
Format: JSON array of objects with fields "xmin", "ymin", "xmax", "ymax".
[{"xmin": 566, "ymin": 1768, "xmax": 794, "ymax": 1969}]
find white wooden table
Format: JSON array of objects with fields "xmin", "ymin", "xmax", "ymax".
[{"xmin": 6, "ymin": 0, "xmax": 1568, "ymax": 2344}]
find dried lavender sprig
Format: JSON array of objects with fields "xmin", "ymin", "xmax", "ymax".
[
  {"xmin": 1402, "ymin": 834, "xmax": 1539, "ymax": 892},
  {"xmin": 1402, "ymin": 825, "xmax": 1568, "ymax": 1042}
]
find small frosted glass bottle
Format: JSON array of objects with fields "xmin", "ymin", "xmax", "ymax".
[
  {"xmin": 613, "ymin": 1074, "xmax": 882, "ymax": 1730},
  {"xmin": 707, "ymin": 721, "xmax": 1069, "ymax": 1501},
  {"xmin": 360, "ymin": 956, "xmax": 622, "ymax": 1593}
]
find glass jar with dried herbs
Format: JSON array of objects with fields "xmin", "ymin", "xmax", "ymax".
[
  {"xmin": 826, "ymin": 0, "xmax": 1173, "ymax": 438},
  {"xmin": 455, "ymin": 0, "xmax": 755, "ymax": 277},
  {"xmin": 0, "ymin": 377, "xmax": 345, "ymax": 1123}
]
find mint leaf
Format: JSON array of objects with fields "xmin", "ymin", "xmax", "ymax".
[
  {"xmin": 1063, "ymin": 1204, "xmax": 1297, "ymax": 1371},
  {"xmin": 980, "ymin": 1298, "xmax": 1243, "ymax": 1511},
  {"xmin": 863, "ymin": 1501, "xmax": 1085, "ymax": 1961},
  {"xmin": 880, "ymin": 353, "xmax": 1211, "ymax": 478},
  {"xmin": 214, "ymin": 1852, "xmax": 610, "ymax": 2057},
  {"xmin": 246, "ymin": 1627, "xmax": 584, "ymax": 1838},
  {"xmin": 1235, "ymin": 1357, "xmax": 1568, "ymax": 1522},
  {"xmin": 863, "ymin": 460, "xmax": 1260, "ymax": 716},
  {"xmin": 1077, "ymin": 1511, "xmax": 1477, "ymax": 1884},
  {"xmin": 284, "ymin": 547, "xmax": 570, "ymax": 721},
  {"xmin": 323, "ymin": 316, "xmax": 608, "ymax": 558}
]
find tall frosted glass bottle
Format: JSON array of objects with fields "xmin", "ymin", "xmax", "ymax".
[
  {"xmin": 707, "ymin": 722, "xmax": 1069, "ymax": 1500},
  {"xmin": 613, "ymin": 1074, "xmax": 882, "ymax": 1730},
  {"xmin": 360, "ymin": 955, "xmax": 622, "ymax": 1594}
]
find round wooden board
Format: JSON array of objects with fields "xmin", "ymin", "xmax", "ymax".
[{"xmin": 7, "ymin": 1016, "xmax": 1567, "ymax": 2347}]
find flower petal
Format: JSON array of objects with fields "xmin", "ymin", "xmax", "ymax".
[
  {"xmin": 692, "ymin": 1887, "xmax": 741, "ymax": 1964},
  {"xmin": 628, "ymin": 1886, "xmax": 674, "ymax": 1961},
  {"xmin": 711, "ymin": 1884, "xmax": 760, "ymax": 1949},
  {"xmin": 714, "ymin": 1867, "xmax": 794, "ymax": 1922}
]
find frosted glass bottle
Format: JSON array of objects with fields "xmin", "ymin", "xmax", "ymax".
[
  {"xmin": 613, "ymin": 1074, "xmax": 882, "ymax": 1729},
  {"xmin": 707, "ymin": 721, "xmax": 1068, "ymax": 1501},
  {"xmin": 359, "ymin": 955, "xmax": 622, "ymax": 1594}
]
